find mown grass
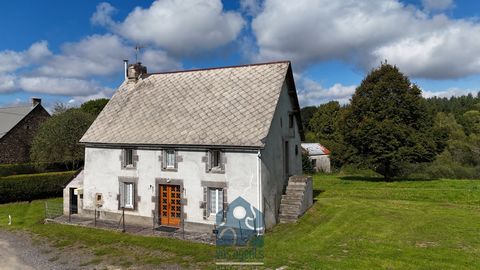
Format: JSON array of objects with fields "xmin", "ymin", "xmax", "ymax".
[{"xmin": 1, "ymin": 173, "xmax": 480, "ymax": 269}]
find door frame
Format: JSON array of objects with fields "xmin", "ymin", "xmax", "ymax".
[
  {"xmin": 154, "ymin": 178, "xmax": 185, "ymax": 228},
  {"xmin": 69, "ymin": 187, "xmax": 78, "ymax": 214}
]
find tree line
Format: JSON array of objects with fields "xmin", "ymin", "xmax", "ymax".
[{"xmin": 302, "ymin": 63, "xmax": 480, "ymax": 180}]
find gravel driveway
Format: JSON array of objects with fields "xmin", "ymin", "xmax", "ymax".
[{"xmin": 0, "ymin": 229, "xmax": 86, "ymax": 270}]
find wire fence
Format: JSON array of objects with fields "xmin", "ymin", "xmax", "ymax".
[{"xmin": 44, "ymin": 201, "xmax": 64, "ymax": 219}]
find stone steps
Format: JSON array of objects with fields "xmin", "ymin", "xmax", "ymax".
[{"xmin": 279, "ymin": 176, "xmax": 312, "ymax": 223}]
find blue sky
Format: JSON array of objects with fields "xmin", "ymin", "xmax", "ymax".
[{"xmin": 1, "ymin": 0, "xmax": 480, "ymax": 110}]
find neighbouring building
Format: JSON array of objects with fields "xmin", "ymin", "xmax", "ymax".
[
  {"xmin": 64, "ymin": 61, "xmax": 313, "ymax": 233},
  {"xmin": 301, "ymin": 143, "xmax": 331, "ymax": 173},
  {"xmin": 0, "ymin": 98, "xmax": 50, "ymax": 164}
]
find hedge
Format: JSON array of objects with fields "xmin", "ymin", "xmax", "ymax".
[
  {"xmin": 0, "ymin": 162, "xmax": 72, "ymax": 177},
  {"xmin": 0, "ymin": 171, "xmax": 75, "ymax": 204}
]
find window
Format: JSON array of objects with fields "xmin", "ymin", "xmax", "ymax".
[
  {"xmin": 208, "ymin": 188, "xmax": 223, "ymax": 215},
  {"xmin": 289, "ymin": 113, "xmax": 294, "ymax": 128},
  {"xmin": 164, "ymin": 149, "xmax": 175, "ymax": 169},
  {"xmin": 124, "ymin": 149, "xmax": 133, "ymax": 167},
  {"xmin": 122, "ymin": 182, "xmax": 134, "ymax": 209},
  {"xmin": 208, "ymin": 150, "xmax": 224, "ymax": 172}
]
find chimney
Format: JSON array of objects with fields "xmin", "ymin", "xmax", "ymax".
[
  {"xmin": 31, "ymin": 98, "xmax": 41, "ymax": 107},
  {"xmin": 126, "ymin": 62, "xmax": 147, "ymax": 82}
]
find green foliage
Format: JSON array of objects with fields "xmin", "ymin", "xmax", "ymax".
[
  {"xmin": 0, "ymin": 162, "xmax": 70, "ymax": 177},
  {"xmin": 80, "ymin": 98, "xmax": 109, "ymax": 116},
  {"xmin": 0, "ymin": 171, "xmax": 74, "ymax": 203},
  {"xmin": 461, "ymin": 110, "xmax": 480, "ymax": 135},
  {"xmin": 302, "ymin": 153, "xmax": 314, "ymax": 174},
  {"xmin": 30, "ymin": 109, "xmax": 95, "ymax": 169},
  {"xmin": 300, "ymin": 106, "xmax": 317, "ymax": 131},
  {"xmin": 342, "ymin": 63, "xmax": 437, "ymax": 179}
]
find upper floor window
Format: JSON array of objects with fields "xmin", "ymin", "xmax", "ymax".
[
  {"xmin": 121, "ymin": 149, "xmax": 137, "ymax": 169},
  {"xmin": 125, "ymin": 149, "xmax": 133, "ymax": 167},
  {"xmin": 165, "ymin": 149, "xmax": 175, "ymax": 169},
  {"xmin": 208, "ymin": 150, "xmax": 225, "ymax": 173},
  {"xmin": 289, "ymin": 113, "xmax": 294, "ymax": 129}
]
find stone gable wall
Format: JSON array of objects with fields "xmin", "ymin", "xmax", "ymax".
[{"xmin": 0, "ymin": 106, "xmax": 50, "ymax": 164}]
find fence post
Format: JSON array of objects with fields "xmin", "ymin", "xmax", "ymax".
[{"xmin": 122, "ymin": 207, "xmax": 125, "ymax": 233}]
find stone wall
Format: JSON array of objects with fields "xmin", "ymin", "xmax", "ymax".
[{"xmin": 0, "ymin": 106, "xmax": 50, "ymax": 164}]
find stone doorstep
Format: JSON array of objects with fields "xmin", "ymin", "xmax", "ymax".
[
  {"xmin": 281, "ymin": 195, "xmax": 304, "ymax": 201},
  {"xmin": 285, "ymin": 191, "xmax": 305, "ymax": 197},
  {"xmin": 286, "ymin": 186, "xmax": 306, "ymax": 192}
]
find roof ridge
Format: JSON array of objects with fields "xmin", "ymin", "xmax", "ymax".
[
  {"xmin": 0, "ymin": 104, "xmax": 32, "ymax": 109},
  {"xmin": 146, "ymin": 60, "xmax": 290, "ymax": 76}
]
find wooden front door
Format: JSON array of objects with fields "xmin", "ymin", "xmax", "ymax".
[{"xmin": 159, "ymin": 184, "xmax": 181, "ymax": 227}]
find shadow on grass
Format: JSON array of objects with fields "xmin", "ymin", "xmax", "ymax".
[
  {"xmin": 339, "ymin": 176, "xmax": 438, "ymax": 182},
  {"xmin": 313, "ymin": 189, "xmax": 325, "ymax": 201}
]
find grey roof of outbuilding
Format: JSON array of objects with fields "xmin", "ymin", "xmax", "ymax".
[
  {"xmin": 80, "ymin": 61, "xmax": 297, "ymax": 148},
  {"xmin": 0, "ymin": 105, "xmax": 34, "ymax": 139}
]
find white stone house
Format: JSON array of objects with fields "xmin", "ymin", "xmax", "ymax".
[{"xmin": 64, "ymin": 61, "xmax": 306, "ymax": 232}]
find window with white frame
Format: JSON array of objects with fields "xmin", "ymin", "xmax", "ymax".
[
  {"xmin": 124, "ymin": 149, "xmax": 134, "ymax": 167},
  {"xmin": 122, "ymin": 182, "xmax": 134, "ymax": 209},
  {"xmin": 208, "ymin": 187, "xmax": 223, "ymax": 215},
  {"xmin": 164, "ymin": 149, "xmax": 175, "ymax": 169}
]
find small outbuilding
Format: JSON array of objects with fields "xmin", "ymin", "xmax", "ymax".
[{"xmin": 301, "ymin": 143, "xmax": 331, "ymax": 173}]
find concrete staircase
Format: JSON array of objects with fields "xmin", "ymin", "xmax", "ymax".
[{"xmin": 279, "ymin": 175, "xmax": 313, "ymax": 223}]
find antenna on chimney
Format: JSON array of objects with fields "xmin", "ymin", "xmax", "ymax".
[{"xmin": 134, "ymin": 44, "xmax": 145, "ymax": 63}]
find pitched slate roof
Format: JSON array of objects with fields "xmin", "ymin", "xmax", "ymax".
[
  {"xmin": 0, "ymin": 105, "xmax": 35, "ymax": 139},
  {"xmin": 80, "ymin": 61, "xmax": 297, "ymax": 148}
]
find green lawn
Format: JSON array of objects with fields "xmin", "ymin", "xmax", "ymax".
[{"xmin": 1, "ymin": 174, "xmax": 480, "ymax": 269}]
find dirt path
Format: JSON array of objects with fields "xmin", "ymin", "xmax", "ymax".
[{"xmin": 0, "ymin": 229, "xmax": 103, "ymax": 270}]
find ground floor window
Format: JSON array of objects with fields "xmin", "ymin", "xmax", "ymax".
[
  {"xmin": 208, "ymin": 187, "xmax": 223, "ymax": 215},
  {"xmin": 122, "ymin": 182, "xmax": 134, "ymax": 209}
]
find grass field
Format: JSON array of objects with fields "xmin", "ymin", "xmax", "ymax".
[{"xmin": 1, "ymin": 173, "xmax": 480, "ymax": 269}]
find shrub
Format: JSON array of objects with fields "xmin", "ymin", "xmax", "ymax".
[
  {"xmin": 0, "ymin": 171, "xmax": 75, "ymax": 204},
  {"xmin": 0, "ymin": 162, "xmax": 72, "ymax": 177},
  {"xmin": 302, "ymin": 153, "xmax": 315, "ymax": 174}
]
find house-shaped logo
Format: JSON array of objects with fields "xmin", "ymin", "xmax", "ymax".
[{"xmin": 215, "ymin": 196, "xmax": 264, "ymax": 247}]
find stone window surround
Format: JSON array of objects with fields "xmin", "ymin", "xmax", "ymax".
[
  {"xmin": 201, "ymin": 150, "xmax": 227, "ymax": 174},
  {"xmin": 152, "ymin": 178, "xmax": 188, "ymax": 227},
  {"xmin": 117, "ymin": 176, "xmax": 140, "ymax": 211},
  {"xmin": 120, "ymin": 149, "xmax": 139, "ymax": 170},
  {"xmin": 158, "ymin": 149, "xmax": 183, "ymax": 172},
  {"xmin": 200, "ymin": 180, "xmax": 228, "ymax": 220}
]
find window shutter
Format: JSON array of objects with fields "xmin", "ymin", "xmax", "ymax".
[
  {"xmin": 120, "ymin": 150, "xmax": 125, "ymax": 168},
  {"xmin": 202, "ymin": 187, "xmax": 209, "ymax": 219},
  {"xmin": 119, "ymin": 182, "xmax": 125, "ymax": 208},
  {"xmin": 132, "ymin": 183, "xmax": 136, "ymax": 210},
  {"xmin": 162, "ymin": 150, "xmax": 167, "ymax": 169},
  {"xmin": 133, "ymin": 150, "xmax": 139, "ymax": 168},
  {"xmin": 222, "ymin": 189, "xmax": 228, "ymax": 222},
  {"xmin": 220, "ymin": 151, "xmax": 226, "ymax": 171}
]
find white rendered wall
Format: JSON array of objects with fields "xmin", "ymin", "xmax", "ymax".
[
  {"xmin": 82, "ymin": 147, "xmax": 260, "ymax": 226},
  {"xmin": 261, "ymin": 80, "xmax": 303, "ymax": 229}
]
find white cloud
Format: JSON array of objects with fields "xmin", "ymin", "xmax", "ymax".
[
  {"xmin": 422, "ymin": 0, "xmax": 453, "ymax": 11},
  {"xmin": 0, "ymin": 74, "xmax": 16, "ymax": 92},
  {"xmin": 107, "ymin": 0, "xmax": 245, "ymax": 55},
  {"xmin": 67, "ymin": 88, "xmax": 115, "ymax": 106},
  {"xmin": 0, "ymin": 41, "xmax": 51, "ymax": 73},
  {"xmin": 422, "ymin": 87, "xmax": 479, "ymax": 98},
  {"xmin": 140, "ymin": 49, "xmax": 182, "ymax": 72},
  {"xmin": 91, "ymin": 2, "xmax": 116, "ymax": 27},
  {"xmin": 37, "ymin": 34, "xmax": 131, "ymax": 78},
  {"xmin": 18, "ymin": 76, "xmax": 111, "ymax": 96},
  {"xmin": 297, "ymin": 78, "xmax": 356, "ymax": 106},
  {"xmin": 251, "ymin": 0, "xmax": 480, "ymax": 79}
]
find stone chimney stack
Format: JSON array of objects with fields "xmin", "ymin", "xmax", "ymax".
[
  {"xmin": 31, "ymin": 98, "xmax": 41, "ymax": 107},
  {"xmin": 126, "ymin": 62, "xmax": 147, "ymax": 82}
]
